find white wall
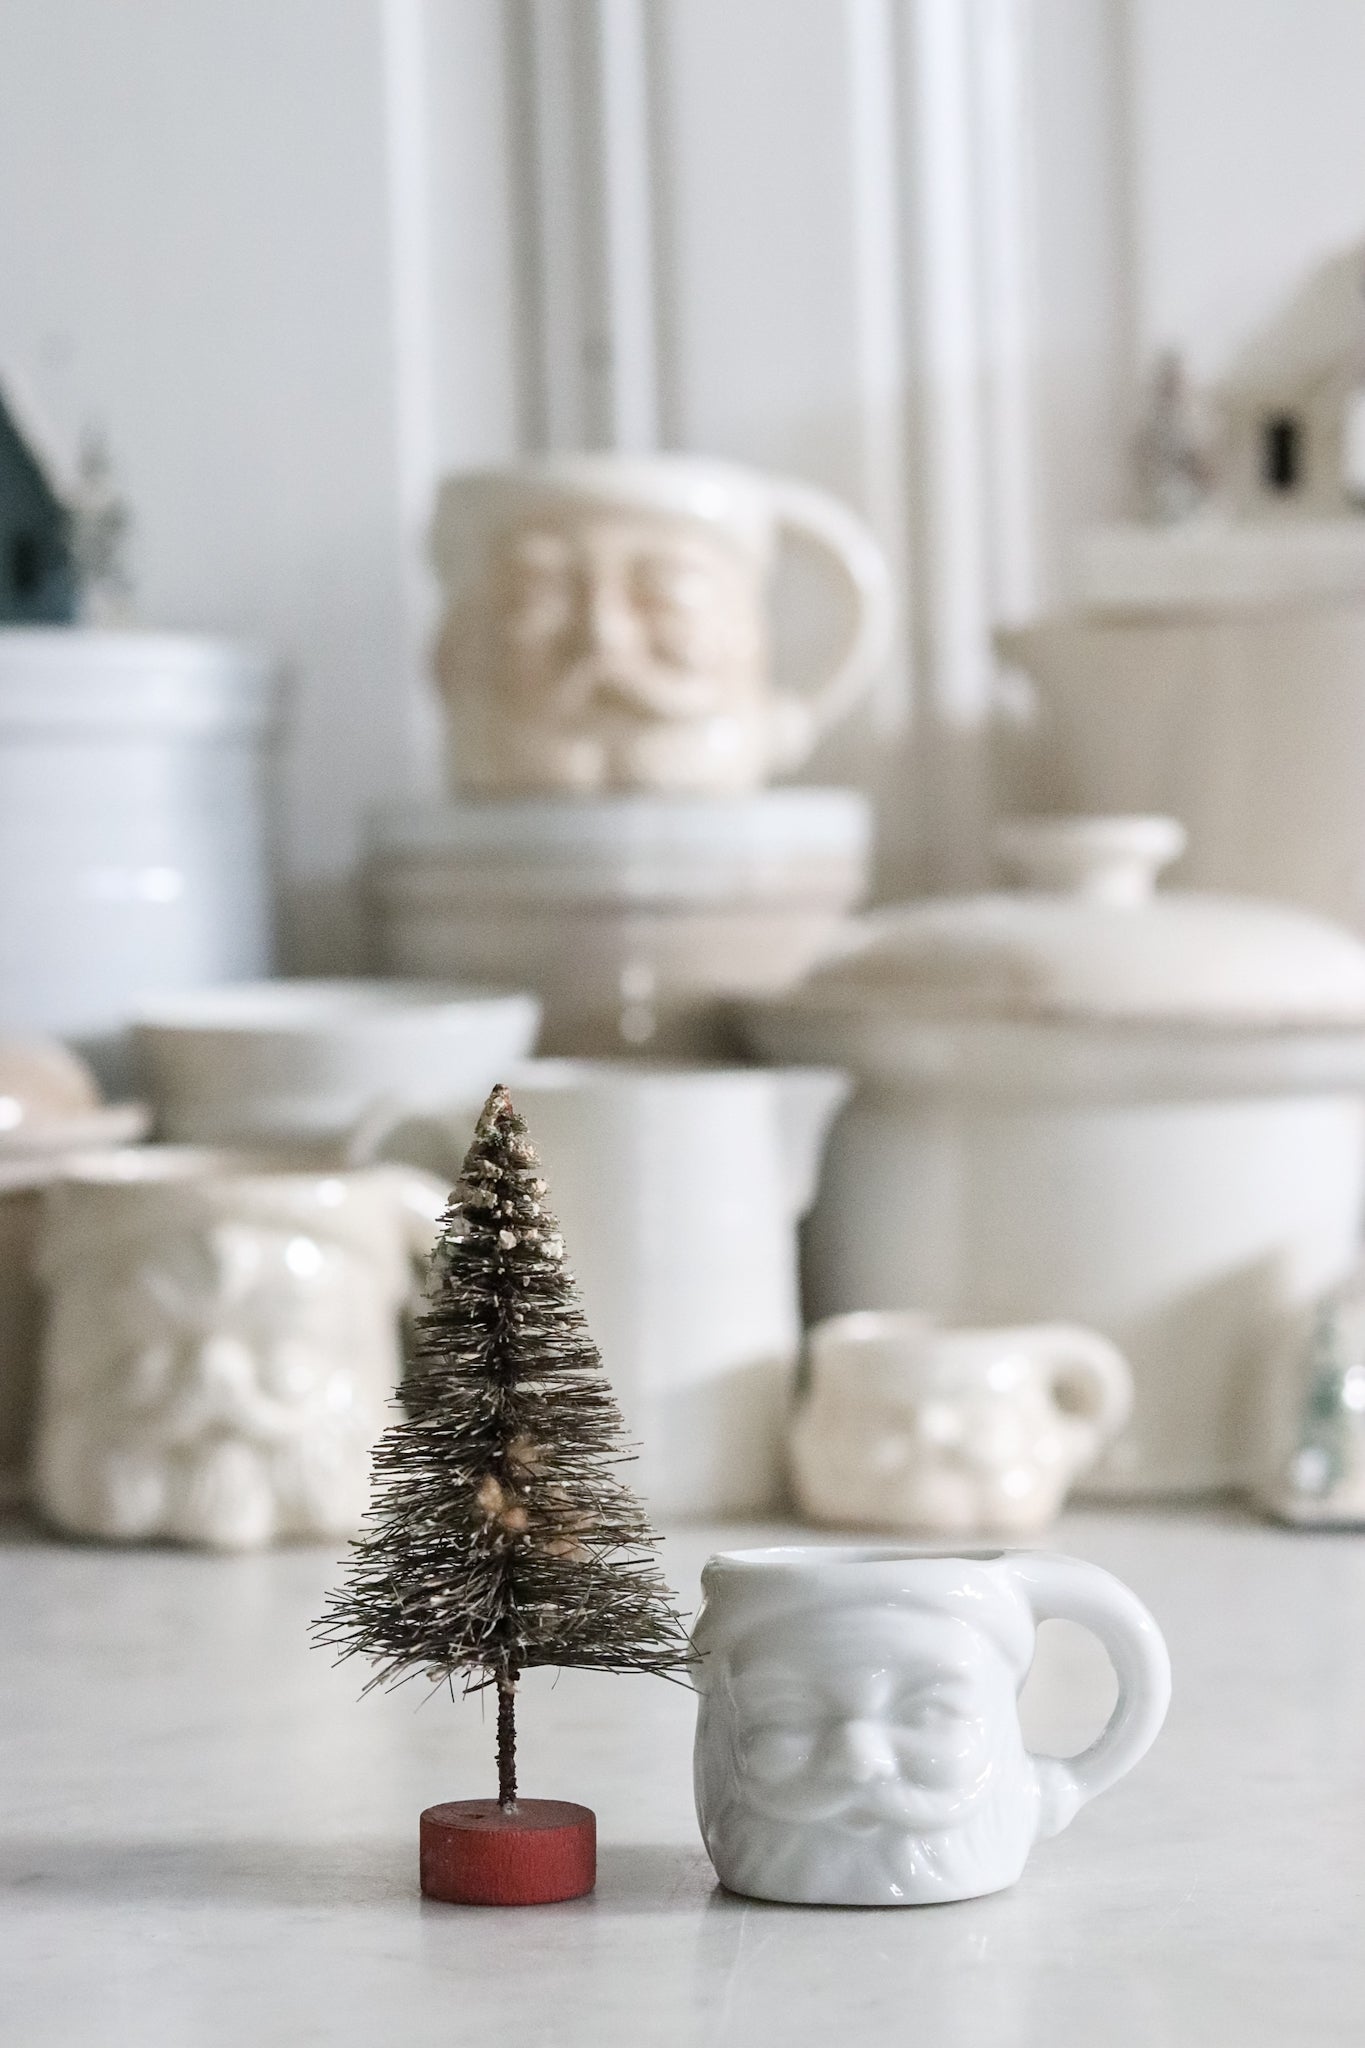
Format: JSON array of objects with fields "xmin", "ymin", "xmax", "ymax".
[
  {"xmin": 1129, "ymin": 0, "xmax": 1365, "ymax": 382},
  {"xmin": 0, "ymin": 0, "xmax": 1358, "ymax": 946}
]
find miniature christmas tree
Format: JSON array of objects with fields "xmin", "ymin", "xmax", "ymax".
[{"xmin": 315, "ymin": 1082, "xmax": 692, "ymax": 1904}]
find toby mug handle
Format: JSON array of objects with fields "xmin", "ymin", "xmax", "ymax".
[
  {"xmin": 1006, "ymin": 1553, "xmax": 1171, "ymax": 1839},
  {"xmin": 766, "ymin": 478, "xmax": 895, "ymax": 770},
  {"xmin": 1028, "ymin": 1325, "xmax": 1133, "ymax": 1443}
]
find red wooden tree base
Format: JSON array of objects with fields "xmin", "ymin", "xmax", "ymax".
[{"xmin": 419, "ymin": 1800, "xmax": 596, "ymax": 1906}]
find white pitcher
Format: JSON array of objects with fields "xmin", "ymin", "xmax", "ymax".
[
  {"xmin": 431, "ymin": 454, "xmax": 893, "ymax": 794},
  {"xmin": 367, "ymin": 1060, "xmax": 849, "ymax": 1517}
]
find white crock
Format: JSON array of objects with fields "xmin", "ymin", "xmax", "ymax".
[
  {"xmin": 738, "ymin": 816, "xmax": 1365, "ymax": 1496},
  {"xmin": 0, "ymin": 629, "xmax": 279, "ymax": 1087}
]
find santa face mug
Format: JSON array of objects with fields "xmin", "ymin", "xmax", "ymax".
[
  {"xmin": 790, "ymin": 1314, "xmax": 1133, "ymax": 1537},
  {"xmin": 692, "ymin": 1545, "xmax": 1170, "ymax": 1906},
  {"xmin": 33, "ymin": 1149, "xmax": 446, "ymax": 1550},
  {"xmin": 431, "ymin": 454, "xmax": 893, "ymax": 795}
]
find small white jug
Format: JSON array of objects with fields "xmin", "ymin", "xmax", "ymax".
[
  {"xmin": 693, "ymin": 1544, "xmax": 1171, "ymax": 1906},
  {"xmin": 790, "ymin": 1313, "xmax": 1132, "ymax": 1536},
  {"xmin": 34, "ymin": 1148, "xmax": 447, "ymax": 1550},
  {"xmin": 366, "ymin": 1060, "xmax": 849, "ymax": 1518},
  {"xmin": 431, "ymin": 454, "xmax": 893, "ymax": 794}
]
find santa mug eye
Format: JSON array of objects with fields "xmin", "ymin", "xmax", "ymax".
[
  {"xmin": 893, "ymin": 1693, "xmax": 955, "ymax": 1731},
  {"xmin": 743, "ymin": 1724, "xmax": 816, "ymax": 1781}
]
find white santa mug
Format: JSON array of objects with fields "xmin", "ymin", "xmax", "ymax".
[
  {"xmin": 790, "ymin": 1313, "xmax": 1133, "ymax": 1536},
  {"xmin": 431, "ymin": 454, "xmax": 893, "ymax": 794},
  {"xmin": 693, "ymin": 1544, "xmax": 1171, "ymax": 1906},
  {"xmin": 33, "ymin": 1148, "xmax": 447, "ymax": 1550}
]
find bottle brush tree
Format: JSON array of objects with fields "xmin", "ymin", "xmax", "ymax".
[{"xmin": 315, "ymin": 1083, "xmax": 692, "ymax": 1897}]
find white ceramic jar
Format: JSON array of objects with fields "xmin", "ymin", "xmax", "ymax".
[
  {"xmin": 0, "ymin": 629, "xmax": 279, "ymax": 1085},
  {"xmin": 365, "ymin": 790, "xmax": 870, "ymax": 1056},
  {"xmin": 739, "ymin": 816, "xmax": 1365, "ymax": 1496}
]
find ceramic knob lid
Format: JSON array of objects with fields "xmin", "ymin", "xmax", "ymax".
[
  {"xmin": 993, "ymin": 815, "xmax": 1186, "ymax": 907},
  {"xmin": 796, "ymin": 814, "xmax": 1365, "ymax": 1027}
]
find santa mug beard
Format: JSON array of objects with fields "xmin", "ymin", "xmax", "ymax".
[{"xmin": 691, "ymin": 1547, "xmax": 1171, "ymax": 1907}]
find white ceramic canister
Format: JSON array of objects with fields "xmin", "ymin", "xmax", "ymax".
[
  {"xmin": 692, "ymin": 1544, "xmax": 1170, "ymax": 1906},
  {"xmin": 370, "ymin": 1059, "xmax": 849, "ymax": 1518},
  {"xmin": 0, "ymin": 629, "xmax": 279, "ymax": 1087},
  {"xmin": 33, "ymin": 1148, "xmax": 446, "ymax": 1550},
  {"xmin": 365, "ymin": 789, "xmax": 870, "ymax": 1057},
  {"xmin": 133, "ymin": 979, "xmax": 540, "ymax": 1146},
  {"xmin": 430, "ymin": 453, "xmax": 893, "ymax": 795},
  {"xmin": 738, "ymin": 815, "xmax": 1365, "ymax": 1496},
  {"xmin": 791, "ymin": 1312, "xmax": 1132, "ymax": 1536}
]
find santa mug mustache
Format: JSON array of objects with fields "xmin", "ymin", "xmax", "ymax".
[{"xmin": 692, "ymin": 1545, "xmax": 1170, "ymax": 1906}]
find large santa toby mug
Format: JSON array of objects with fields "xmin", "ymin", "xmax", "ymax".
[{"xmin": 431, "ymin": 453, "xmax": 893, "ymax": 795}]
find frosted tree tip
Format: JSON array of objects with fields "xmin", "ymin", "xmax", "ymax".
[{"xmin": 476, "ymin": 1081, "xmax": 519, "ymax": 1135}]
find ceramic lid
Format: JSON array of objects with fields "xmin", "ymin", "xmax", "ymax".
[{"xmin": 795, "ymin": 817, "xmax": 1365, "ymax": 1027}]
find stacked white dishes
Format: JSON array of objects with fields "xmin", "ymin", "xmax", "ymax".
[
  {"xmin": 364, "ymin": 789, "xmax": 871, "ymax": 1056},
  {"xmin": 0, "ymin": 629, "xmax": 279, "ymax": 1084}
]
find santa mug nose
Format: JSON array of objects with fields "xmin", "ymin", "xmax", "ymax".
[
  {"xmin": 580, "ymin": 581, "xmax": 639, "ymax": 660},
  {"xmin": 830, "ymin": 1716, "xmax": 897, "ymax": 1783}
]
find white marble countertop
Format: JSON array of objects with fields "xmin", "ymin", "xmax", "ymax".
[{"xmin": 3, "ymin": 1506, "xmax": 1363, "ymax": 2047}]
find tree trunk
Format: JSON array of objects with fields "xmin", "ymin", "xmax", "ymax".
[{"xmin": 496, "ymin": 1670, "xmax": 518, "ymax": 1809}]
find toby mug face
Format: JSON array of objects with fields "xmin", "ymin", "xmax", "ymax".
[
  {"xmin": 441, "ymin": 510, "xmax": 769, "ymax": 794},
  {"xmin": 692, "ymin": 1546, "xmax": 1170, "ymax": 1907}
]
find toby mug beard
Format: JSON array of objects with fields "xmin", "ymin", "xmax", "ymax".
[{"xmin": 692, "ymin": 1544, "xmax": 1171, "ymax": 1907}]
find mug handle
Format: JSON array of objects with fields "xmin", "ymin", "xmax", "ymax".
[
  {"xmin": 766, "ymin": 477, "xmax": 895, "ymax": 770},
  {"xmin": 1006, "ymin": 1553, "xmax": 1172, "ymax": 1839},
  {"xmin": 379, "ymin": 1162, "xmax": 451, "ymax": 1266},
  {"xmin": 1027, "ymin": 1325, "xmax": 1133, "ymax": 1442}
]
